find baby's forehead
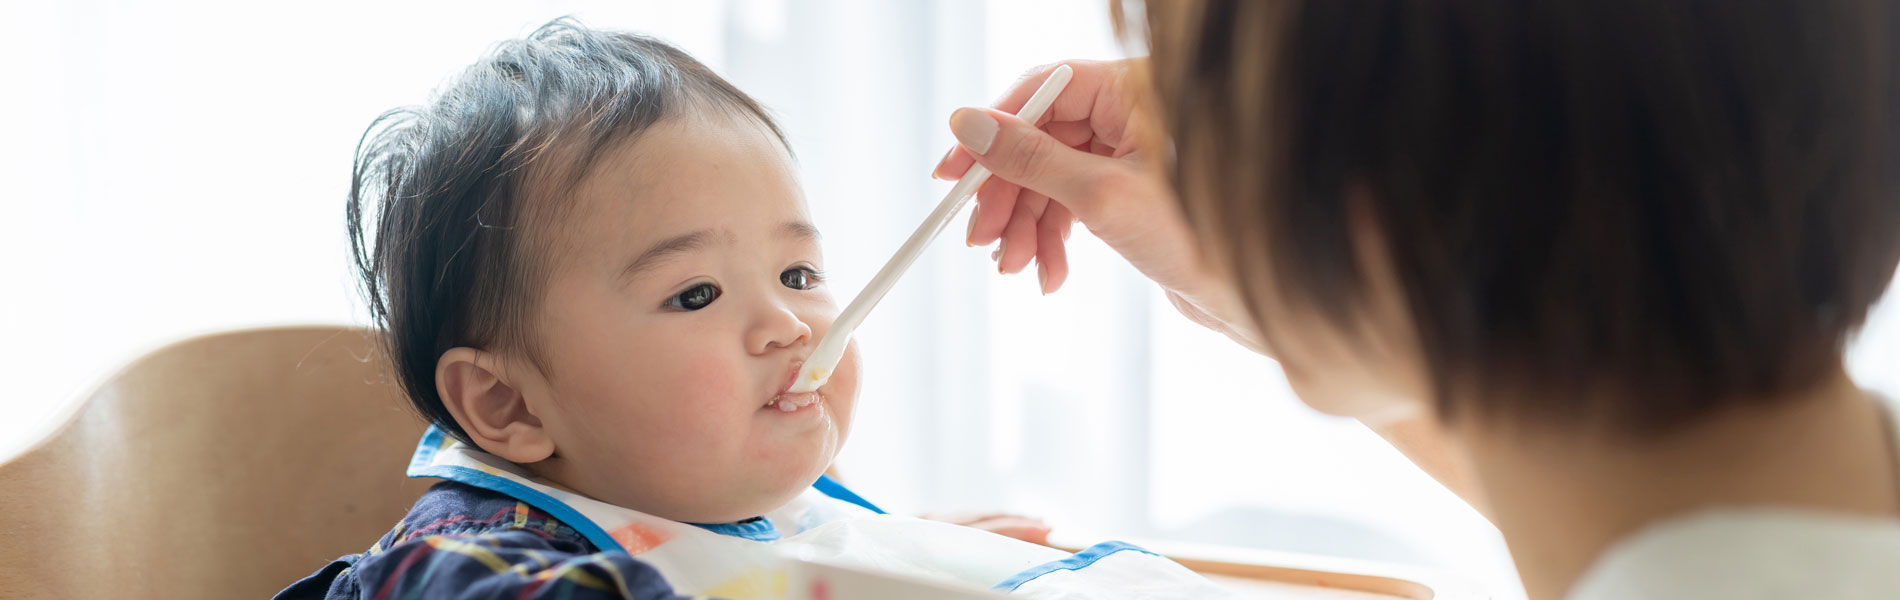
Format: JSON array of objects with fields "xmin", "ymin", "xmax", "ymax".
[
  {"xmin": 580, "ymin": 113, "xmax": 791, "ymax": 199},
  {"xmin": 530, "ymin": 114, "xmax": 808, "ymax": 258}
]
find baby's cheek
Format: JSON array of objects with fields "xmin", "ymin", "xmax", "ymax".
[
  {"xmin": 628, "ymin": 354, "xmax": 751, "ymax": 476},
  {"xmin": 672, "ymin": 355, "xmax": 750, "ymax": 413},
  {"xmin": 828, "ymin": 343, "xmax": 864, "ymax": 424}
]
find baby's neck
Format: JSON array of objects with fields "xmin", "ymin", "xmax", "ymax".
[{"xmin": 1463, "ymin": 369, "xmax": 1898, "ymax": 600}]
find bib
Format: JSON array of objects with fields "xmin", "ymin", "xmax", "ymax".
[{"xmin": 407, "ymin": 427, "xmax": 1230, "ymax": 599}]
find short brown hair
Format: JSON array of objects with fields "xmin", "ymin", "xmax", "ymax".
[{"xmin": 1133, "ymin": 1, "xmax": 1900, "ymax": 431}]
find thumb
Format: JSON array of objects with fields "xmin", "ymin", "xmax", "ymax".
[{"xmin": 949, "ymin": 107, "xmax": 1120, "ymax": 216}]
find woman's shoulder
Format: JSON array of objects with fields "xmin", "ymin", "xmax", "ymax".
[{"xmin": 1568, "ymin": 508, "xmax": 1900, "ymax": 600}]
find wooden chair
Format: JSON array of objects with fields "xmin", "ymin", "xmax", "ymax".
[{"xmin": 0, "ymin": 325, "xmax": 434, "ymax": 599}]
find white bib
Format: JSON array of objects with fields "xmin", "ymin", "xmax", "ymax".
[{"xmin": 407, "ymin": 427, "xmax": 1230, "ymax": 599}]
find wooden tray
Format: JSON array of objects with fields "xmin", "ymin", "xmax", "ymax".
[{"xmin": 1056, "ymin": 538, "xmax": 1489, "ymax": 599}]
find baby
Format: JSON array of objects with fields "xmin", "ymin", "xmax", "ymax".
[{"xmin": 279, "ymin": 19, "xmax": 1220, "ymax": 600}]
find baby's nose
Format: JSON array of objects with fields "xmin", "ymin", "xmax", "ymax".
[{"xmin": 747, "ymin": 303, "xmax": 813, "ymax": 354}]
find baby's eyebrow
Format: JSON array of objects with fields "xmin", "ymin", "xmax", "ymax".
[
  {"xmin": 781, "ymin": 221, "xmax": 822, "ymax": 242},
  {"xmin": 620, "ymin": 229, "xmax": 715, "ymax": 282}
]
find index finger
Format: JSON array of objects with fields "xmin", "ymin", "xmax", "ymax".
[{"xmin": 931, "ymin": 60, "xmax": 1123, "ymax": 180}]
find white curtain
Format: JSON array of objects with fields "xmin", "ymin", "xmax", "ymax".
[{"xmin": 10, "ymin": 2, "xmax": 1900, "ymax": 598}]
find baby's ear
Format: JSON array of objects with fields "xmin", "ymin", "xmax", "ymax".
[{"xmin": 436, "ymin": 347, "xmax": 555, "ymax": 464}]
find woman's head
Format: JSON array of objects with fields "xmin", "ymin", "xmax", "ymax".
[
  {"xmin": 1130, "ymin": 1, "xmax": 1900, "ymax": 432},
  {"xmin": 349, "ymin": 19, "xmax": 859, "ymax": 522}
]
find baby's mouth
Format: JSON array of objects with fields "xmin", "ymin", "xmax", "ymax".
[
  {"xmin": 766, "ymin": 361, "xmax": 822, "ymax": 412},
  {"xmin": 766, "ymin": 391, "xmax": 822, "ymax": 412}
]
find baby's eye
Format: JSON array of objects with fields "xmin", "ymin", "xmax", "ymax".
[
  {"xmin": 781, "ymin": 266, "xmax": 823, "ymax": 290},
  {"xmin": 666, "ymin": 283, "xmax": 721, "ymax": 311}
]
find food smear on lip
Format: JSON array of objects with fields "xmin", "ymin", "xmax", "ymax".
[{"xmin": 784, "ymin": 362, "xmax": 829, "ymax": 394}]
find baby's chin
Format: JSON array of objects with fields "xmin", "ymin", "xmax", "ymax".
[
  {"xmin": 723, "ymin": 447, "xmax": 837, "ymax": 519},
  {"xmin": 694, "ymin": 398, "xmax": 848, "ymax": 521}
]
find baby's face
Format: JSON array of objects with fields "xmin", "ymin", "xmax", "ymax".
[{"xmin": 514, "ymin": 113, "xmax": 860, "ymax": 523}]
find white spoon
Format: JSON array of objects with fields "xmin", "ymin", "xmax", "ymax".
[{"xmin": 788, "ymin": 64, "xmax": 1075, "ymax": 393}]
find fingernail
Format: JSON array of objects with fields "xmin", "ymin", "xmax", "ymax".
[
  {"xmin": 1038, "ymin": 262, "xmax": 1049, "ymax": 294},
  {"xmin": 950, "ymin": 108, "xmax": 998, "ymax": 155},
  {"xmin": 993, "ymin": 238, "xmax": 1007, "ymax": 268},
  {"xmin": 932, "ymin": 147, "xmax": 954, "ymax": 180},
  {"xmin": 965, "ymin": 204, "xmax": 980, "ymax": 246}
]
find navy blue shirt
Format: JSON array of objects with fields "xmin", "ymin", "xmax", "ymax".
[{"xmin": 276, "ymin": 480, "xmax": 700, "ymax": 599}]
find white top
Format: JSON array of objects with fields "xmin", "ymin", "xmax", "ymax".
[{"xmin": 1567, "ymin": 395, "xmax": 1900, "ymax": 600}]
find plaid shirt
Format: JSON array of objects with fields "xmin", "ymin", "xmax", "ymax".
[{"xmin": 276, "ymin": 480, "xmax": 705, "ymax": 599}]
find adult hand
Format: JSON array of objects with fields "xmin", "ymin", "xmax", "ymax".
[
  {"xmin": 934, "ymin": 59, "xmax": 1267, "ymax": 355},
  {"xmin": 943, "ymin": 61, "xmax": 1492, "ymax": 512},
  {"xmin": 919, "ymin": 511, "xmax": 1053, "ymax": 546}
]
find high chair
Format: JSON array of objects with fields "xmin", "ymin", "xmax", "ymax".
[
  {"xmin": 0, "ymin": 325, "xmax": 1484, "ymax": 599},
  {"xmin": 0, "ymin": 326, "xmax": 433, "ymax": 599}
]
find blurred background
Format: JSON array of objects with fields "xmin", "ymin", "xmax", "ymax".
[{"xmin": 6, "ymin": 2, "xmax": 1899, "ymax": 599}]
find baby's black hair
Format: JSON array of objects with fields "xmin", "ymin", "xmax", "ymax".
[{"xmin": 347, "ymin": 18, "xmax": 785, "ymax": 442}]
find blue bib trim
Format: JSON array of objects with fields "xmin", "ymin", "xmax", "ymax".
[
  {"xmin": 992, "ymin": 541, "xmax": 1158, "ymax": 592},
  {"xmin": 407, "ymin": 426, "xmax": 628, "ymax": 555},
  {"xmin": 688, "ymin": 517, "xmax": 781, "ymax": 542},
  {"xmin": 407, "ymin": 425, "xmax": 880, "ymax": 549},
  {"xmin": 813, "ymin": 473, "xmax": 885, "ymax": 514}
]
